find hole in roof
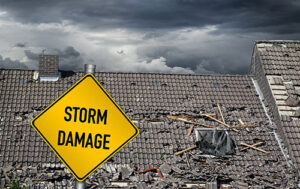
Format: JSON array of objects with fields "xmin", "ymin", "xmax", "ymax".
[
  {"xmin": 152, "ymin": 81, "xmax": 160, "ymax": 86},
  {"xmin": 161, "ymin": 83, "xmax": 167, "ymax": 87},
  {"xmin": 194, "ymin": 128, "xmax": 236, "ymax": 156},
  {"xmin": 163, "ymin": 143, "xmax": 170, "ymax": 147},
  {"xmin": 248, "ymin": 174, "xmax": 255, "ymax": 179},
  {"xmin": 245, "ymin": 84, "xmax": 251, "ymax": 89},
  {"xmin": 227, "ymin": 106, "xmax": 247, "ymax": 112},
  {"xmin": 284, "ymin": 53, "xmax": 289, "ymax": 57},
  {"xmin": 192, "ymin": 84, "xmax": 198, "ymax": 87},
  {"xmin": 61, "ymin": 71, "xmax": 76, "ymax": 78}
]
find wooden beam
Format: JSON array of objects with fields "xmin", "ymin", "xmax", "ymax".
[
  {"xmin": 231, "ymin": 124, "xmax": 259, "ymax": 128},
  {"xmin": 199, "ymin": 113, "xmax": 217, "ymax": 119},
  {"xmin": 203, "ymin": 115, "xmax": 239, "ymax": 132},
  {"xmin": 167, "ymin": 115, "xmax": 218, "ymax": 128},
  {"xmin": 240, "ymin": 141, "xmax": 263, "ymax": 151},
  {"xmin": 217, "ymin": 104, "xmax": 225, "ymax": 124},
  {"xmin": 187, "ymin": 125, "xmax": 194, "ymax": 136},
  {"xmin": 238, "ymin": 118, "xmax": 249, "ymax": 131},
  {"xmin": 137, "ymin": 166, "xmax": 164, "ymax": 179},
  {"xmin": 240, "ymin": 142, "xmax": 270, "ymax": 154},
  {"xmin": 175, "ymin": 145, "xmax": 197, "ymax": 155}
]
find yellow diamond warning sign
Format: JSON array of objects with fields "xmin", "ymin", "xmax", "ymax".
[{"xmin": 31, "ymin": 73, "xmax": 139, "ymax": 181}]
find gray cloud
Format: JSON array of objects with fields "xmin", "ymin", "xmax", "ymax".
[
  {"xmin": 136, "ymin": 40, "xmax": 250, "ymax": 75},
  {"xmin": 0, "ymin": 55, "xmax": 28, "ymax": 69},
  {"xmin": 24, "ymin": 50, "xmax": 39, "ymax": 61}
]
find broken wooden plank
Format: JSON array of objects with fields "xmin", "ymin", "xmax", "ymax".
[
  {"xmin": 203, "ymin": 115, "xmax": 239, "ymax": 132},
  {"xmin": 187, "ymin": 125, "xmax": 194, "ymax": 136},
  {"xmin": 238, "ymin": 119, "xmax": 245, "ymax": 125},
  {"xmin": 199, "ymin": 113, "xmax": 217, "ymax": 119},
  {"xmin": 167, "ymin": 115, "xmax": 188, "ymax": 121},
  {"xmin": 175, "ymin": 145, "xmax": 197, "ymax": 155},
  {"xmin": 238, "ymin": 118, "xmax": 249, "ymax": 131},
  {"xmin": 217, "ymin": 104, "xmax": 225, "ymax": 124},
  {"xmin": 167, "ymin": 115, "xmax": 217, "ymax": 128},
  {"xmin": 156, "ymin": 167, "xmax": 164, "ymax": 179},
  {"xmin": 240, "ymin": 141, "xmax": 264, "ymax": 151},
  {"xmin": 137, "ymin": 166, "xmax": 164, "ymax": 179},
  {"xmin": 240, "ymin": 142, "xmax": 270, "ymax": 154},
  {"xmin": 231, "ymin": 124, "xmax": 259, "ymax": 128}
]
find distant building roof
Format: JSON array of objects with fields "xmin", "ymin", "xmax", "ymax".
[{"xmin": 250, "ymin": 40, "xmax": 300, "ymax": 175}]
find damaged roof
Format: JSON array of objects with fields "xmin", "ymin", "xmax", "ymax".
[
  {"xmin": 0, "ymin": 40, "xmax": 299, "ymax": 188},
  {"xmin": 250, "ymin": 40, "xmax": 300, "ymax": 180}
]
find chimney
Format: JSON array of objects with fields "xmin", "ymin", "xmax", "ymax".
[
  {"xmin": 84, "ymin": 64, "xmax": 96, "ymax": 74},
  {"xmin": 38, "ymin": 54, "xmax": 60, "ymax": 81}
]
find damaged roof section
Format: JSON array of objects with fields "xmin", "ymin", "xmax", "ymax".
[
  {"xmin": 0, "ymin": 68, "xmax": 298, "ymax": 188},
  {"xmin": 251, "ymin": 40, "xmax": 300, "ymax": 171}
]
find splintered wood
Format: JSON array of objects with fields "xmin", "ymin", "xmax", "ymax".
[
  {"xmin": 217, "ymin": 104, "xmax": 226, "ymax": 124},
  {"xmin": 231, "ymin": 124, "xmax": 259, "ymax": 128},
  {"xmin": 167, "ymin": 115, "xmax": 217, "ymax": 128},
  {"xmin": 240, "ymin": 142, "xmax": 264, "ymax": 151},
  {"xmin": 238, "ymin": 118, "xmax": 249, "ymax": 131},
  {"xmin": 199, "ymin": 113, "xmax": 217, "ymax": 119},
  {"xmin": 175, "ymin": 145, "xmax": 197, "ymax": 155},
  {"xmin": 187, "ymin": 125, "xmax": 194, "ymax": 136},
  {"xmin": 240, "ymin": 142, "xmax": 270, "ymax": 154},
  {"xmin": 137, "ymin": 166, "xmax": 164, "ymax": 179},
  {"xmin": 203, "ymin": 114, "xmax": 239, "ymax": 132}
]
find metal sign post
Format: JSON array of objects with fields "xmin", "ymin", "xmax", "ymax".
[{"xmin": 75, "ymin": 181, "xmax": 86, "ymax": 189}]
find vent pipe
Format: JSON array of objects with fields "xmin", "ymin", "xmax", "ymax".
[{"xmin": 84, "ymin": 64, "xmax": 96, "ymax": 74}]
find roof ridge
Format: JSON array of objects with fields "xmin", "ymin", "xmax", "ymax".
[
  {"xmin": 255, "ymin": 40, "xmax": 300, "ymax": 43},
  {"xmin": 0, "ymin": 68, "xmax": 250, "ymax": 77}
]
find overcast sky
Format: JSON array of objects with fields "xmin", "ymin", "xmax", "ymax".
[{"xmin": 0, "ymin": 0, "xmax": 299, "ymax": 74}]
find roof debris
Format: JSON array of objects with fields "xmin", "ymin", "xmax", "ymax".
[{"xmin": 240, "ymin": 142, "xmax": 270, "ymax": 154}]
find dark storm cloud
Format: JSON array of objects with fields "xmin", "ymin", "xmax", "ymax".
[
  {"xmin": 0, "ymin": 55, "xmax": 28, "ymax": 69},
  {"xmin": 1, "ymin": 0, "xmax": 299, "ymax": 34},
  {"xmin": 15, "ymin": 42, "xmax": 26, "ymax": 48},
  {"xmin": 25, "ymin": 46, "xmax": 84, "ymax": 71},
  {"xmin": 1, "ymin": 0, "xmax": 300, "ymax": 74}
]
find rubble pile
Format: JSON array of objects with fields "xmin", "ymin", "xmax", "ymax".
[
  {"xmin": 0, "ymin": 151, "xmax": 298, "ymax": 188},
  {"xmin": 0, "ymin": 164, "xmax": 73, "ymax": 188},
  {"xmin": 1, "ymin": 105, "xmax": 299, "ymax": 188}
]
